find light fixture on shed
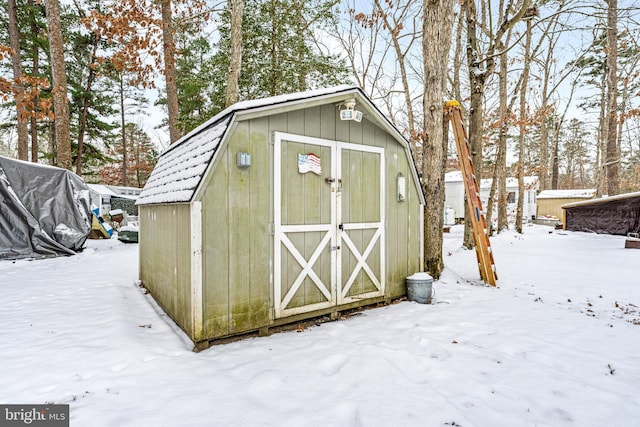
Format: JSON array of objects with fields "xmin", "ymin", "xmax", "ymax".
[
  {"xmin": 397, "ymin": 173, "xmax": 406, "ymax": 202},
  {"xmin": 237, "ymin": 151, "xmax": 251, "ymax": 168},
  {"xmin": 338, "ymin": 98, "xmax": 363, "ymax": 123}
]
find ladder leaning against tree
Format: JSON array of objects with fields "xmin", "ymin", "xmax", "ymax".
[{"xmin": 444, "ymin": 100, "xmax": 498, "ymax": 287}]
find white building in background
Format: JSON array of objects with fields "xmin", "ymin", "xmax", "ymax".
[
  {"xmin": 87, "ymin": 184, "xmax": 142, "ymax": 216},
  {"xmin": 444, "ymin": 171, "xmax": 539, "ymax": 225}
]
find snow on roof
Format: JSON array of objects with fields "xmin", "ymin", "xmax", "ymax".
[
  {"xmin": 444, "ymin": 171, "xmax": 463, "ymax": 182},
  {"xmin": 227, "ymin": 85, "xmax": 354, "ymax": 115},
  {"xmin": 135, "ymin": 85, "xmax": 425, "ymax": 206},
  {"xmin": 537, "ymin": 189, "xmax": 596, "ymax": 199},
  {"xmin": 445, "ymin": 171, "xmax": 538, "ymax": 189},
  {"xmin": 165, "ymin": 85, "xmax": 356, "ymax": 150},
  {"xmin": 136, "ymin": 117, "xmax": 231, "ymax": 205},
  {"xmin": 562, "ymin": 190, "xmax": 640, "ymax": 208},
  {"xmin": 87, "ymin": 184, "xmax": 117, "ymax": 197},
  {"xmin": 480, "ymin": 176, "xmax": 538, "ymax": 190}
]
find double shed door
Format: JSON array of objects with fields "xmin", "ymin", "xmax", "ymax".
[{"xmin": 274, "ymin": 132, "xmax": 385, "ymax": 319}]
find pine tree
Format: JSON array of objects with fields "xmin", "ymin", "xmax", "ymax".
[{"xmin": 208, "ymin": 0, "xmax": 348, "ymax": 115}]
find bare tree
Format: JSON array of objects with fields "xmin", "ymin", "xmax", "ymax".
[
  {"xmin": 462, "ymin": 0, "xmax": 530, "ymax": 247},
  {"xmin": 605, "ymin": 0, "xmax": 619, "ymax": 195},
  {"xmin": 515, "ymin": 15, "xmax": 534, "ymax": 234}
]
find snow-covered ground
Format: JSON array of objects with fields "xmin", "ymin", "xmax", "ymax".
[{"xmin": 1, "ymin": 224, "xmax": 638, "ymax": 426}]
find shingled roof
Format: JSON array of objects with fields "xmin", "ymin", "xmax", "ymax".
[
  {"xmin": 137, "ymin": 85, "xmax": 416, "ymax": 206},
  {"xmin": 136, "ymin": 117, "xmax": 231, "ymax": 205}
]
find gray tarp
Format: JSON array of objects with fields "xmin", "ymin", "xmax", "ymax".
[{"xmin": 0, "ymin": 156, "xmax": 92, "ymax": 260}]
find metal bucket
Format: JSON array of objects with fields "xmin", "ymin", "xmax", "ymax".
[{"xmin": 406, "ymin": 273, "xmax": 434, "ymax": 304}]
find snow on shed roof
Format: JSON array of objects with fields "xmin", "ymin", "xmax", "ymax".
[
  {"xmin": 136, "ymin": 117, "xmax": 231, "ymax": 205},
  {"xmin": 137, "ymin": 85, "xmax": 417, "ymax": 206},
  {"xmin": 537, "ymin": 189, "xmax": 596, "ymax": 199},
  {"xmin": 88, "ymin": 184, "xmax": 117, "ymax": 197},
  {"xmin": 87, "ymin": 184, "xmax": 140, "ymax": 197},
  {"xmin": 445, "ymin": 171, "xmax": 538, "ymax": 189},
  {"xmin": 561, "ymin": 191, "xmax": 640, "ymax": 209},
  {"xmin": 445, "ymin": 171, "xmax": 463, "ymax": 182}
]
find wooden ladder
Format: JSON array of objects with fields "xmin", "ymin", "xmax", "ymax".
[{"xmin": 445, "ymin": 100, "xmax": 498, "ymax": 286}]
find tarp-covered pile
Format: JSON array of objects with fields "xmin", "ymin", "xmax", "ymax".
[{"xmin": 0, "ymin": 156, "xmax": 92, "ymax": 260}]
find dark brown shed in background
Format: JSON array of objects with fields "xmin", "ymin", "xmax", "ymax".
[{"xmin": 562, "ymin": 191, "xmax": 640, "ymax": 236}]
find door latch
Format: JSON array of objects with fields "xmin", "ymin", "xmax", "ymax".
[
  {"xmin": 325, "ymin": 177, "xmax": 335, "ymax": 184},
  {"xmin": 331, "ymin": 246, "xmax": 341, "ymax": 251},
  {"xmin": 338, "ymin": 223, "xmax": 344, "ymax": 231}
]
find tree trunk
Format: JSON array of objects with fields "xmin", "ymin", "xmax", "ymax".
[
  {"xmin": 452, "ymin": 11, "xmax": 464, "ymax": 107},
  {"xmin": 463, "ymin": 0, "xmax": 485, "ymax": 248},
  {"xmin": 422, "ymin": 0, "xmax": 454, "ymax": 279},
  {"xmin": 8, "ymin": 0, "xmax": 30, "ymax": 161},
  {"xmin": 160, "ymin": 0, "xmax": 180, "ymax": 144},
  {"xmin": 120, "ymin": 75, "xmax": 128, "ymax": 186},
  {"xmin": 496, "ymin": 44, "xmax": 509, "ymax": 233},
  {"xmin": 45, "ymin": 0, "xmax": 72, "ymax": 170},
  {"xmin": 596, "ymin": 69, "xmax": 607, "ymax": 196},
  {"xmin": 516, "ymin": 20, "xmax": 532, "ymax": 234},
  {"xmin": 605, "ymin": 0, "xmax": 619, "ymax": 196},
  {"xmin": 538, "ymin": 39, "xmax": 553, "ymax": 191},
  {"xmin": 551, "ymin": 118, "xmax": 559, "ymax": 189},
  {"xmin": 29, "ymin": 0, "xmax": 40, "ymax": 163},
  {"xmin": 225, "ymin": 0, "xmax": 243, "ymax": 107},
  {"xmin": 76, "ymin": 36, "xmax": 99, "ymax": 176},
  {"xmin": 47, "ymin": 122, "xmax": 55, "ymax": 165}
]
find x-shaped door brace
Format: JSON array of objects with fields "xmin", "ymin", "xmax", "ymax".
[
  {"xmin": 340, "ymin": 227, "xmax": 382, "ymax": 298},
  {"xmin": 279, "ymin": 230, "xmax": 333, "ymax": 310}
]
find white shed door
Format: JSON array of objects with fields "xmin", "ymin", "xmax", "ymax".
[{"xmin": 274, "ymin": 132, "xmax": 385, "ymax": 319}]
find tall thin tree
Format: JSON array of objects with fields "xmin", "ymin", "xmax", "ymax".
[
  {"xmin": 605, "ymin": 0, "xmax": 619, "ymax": 195},
  {"xmin": 462, "ymin": 0, "xmax": 530, "ymax": 247},
  {"xmin": 8, "ymin": 0, "xmax": 30, "ymax": 160},
  {"xmin": 45, "ymin": 0, "xmax": 72, "ymax": 169},
  {"xmin": 422, "ymin": 0, "xmax": 454, "ymax": 279},
  {"xmin": 516, "ymin": 15, "xmax": 533, "ymax": 234},
  {"xmin": 160, "ymin": 0, "xmax": 180, "ymax": 144},
  {"xmin": 225, "ymin": 0, "xmax": 243, "ymax": 107}
]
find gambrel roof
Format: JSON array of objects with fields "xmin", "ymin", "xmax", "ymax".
[
  {"xmin": 137, "ymin": 85, "xmax": 421, "ymax": 206},
  {"xmin": 136, "ymin": 117, "xmax": 231, "ymax": 205}
]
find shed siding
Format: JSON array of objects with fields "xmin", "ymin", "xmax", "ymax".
[
  {"xmin": 537, "ymin": 198, "xmax": 589, "ymax": 222},
  {"xmin": 200, "ymin": 120, "xmax": 272, "ymax": 338},
  {"xmin": 384, "ymin": 127, "xmax": 420, "ymax": 297},
  {"xmin": 139, "ymin": 204, "xmax": 193, "ymax": 335},
  {"xmin": 198, "ymin": 104, "xmax": 421, "ymax": 341}
]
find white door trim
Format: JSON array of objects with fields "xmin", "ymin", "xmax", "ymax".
[
  {"xmin": 273, "ymin": 132, "xmax": 337, "ymax": 318},
  {"xmin": 336, "ymin": 142, "xmax": 386, "ymax": 304},
  {"xmin": 273, "ymin": 132, "xmax": 385, "ymax": 318}
]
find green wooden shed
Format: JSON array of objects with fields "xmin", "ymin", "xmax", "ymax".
[{"xmin": 136, "ymin": 86, "xmax": 425, "ymax": 348}]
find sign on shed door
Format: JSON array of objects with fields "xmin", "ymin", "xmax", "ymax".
[{"xmin": 274, "ymin": 132, "xmax": 385, "ymax": 319}]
